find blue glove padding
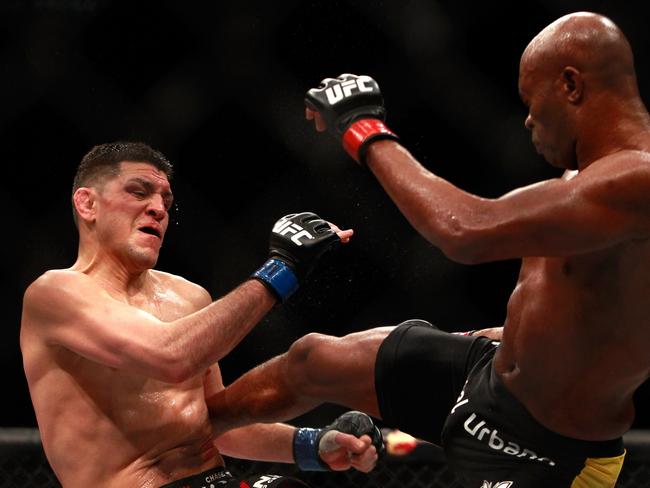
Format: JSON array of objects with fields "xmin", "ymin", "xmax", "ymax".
[
  {"xmin": 293, "ymin": 427, "xmax": 328, "ymax": 471},
  {"xmin": 251, "ymin": 258, "xmax": 299, "ymax": 302},
  {"xmin": 293, "ymin": 411, "xmax": 384, "ymax": 471}
]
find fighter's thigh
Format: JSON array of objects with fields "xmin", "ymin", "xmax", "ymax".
[
  {"xmin": 373, "ymin": 319, "xmax": 491, "ymax": 443},
  {"xmin": 285, "ymin": 327, "xmax": 394, "ymax": 418}
]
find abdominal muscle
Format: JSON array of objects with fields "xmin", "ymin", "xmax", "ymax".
[
  {"xmin": 494, "ymin": 332, "xmax": 639, "ymax": 441},
  {"xmin": 492, "ymin": 258, "xmax": 647, "ymax": 441},
  {"xmin": 34, "ymin": 352, "xmax": 224, "ymax": 488}
]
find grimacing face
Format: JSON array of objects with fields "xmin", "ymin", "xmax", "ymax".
[{"xmin": 89, "ymin": 161, "xmax": 174, "ymax": 270}]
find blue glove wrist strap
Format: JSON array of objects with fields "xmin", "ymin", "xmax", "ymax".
[
  {"xmin": 252, "ymin": 258, "xmax": 299, "ymax": 302},
  {"xmin": 293, "ymin": 427, "xmax": 328, "ymax": 471}
]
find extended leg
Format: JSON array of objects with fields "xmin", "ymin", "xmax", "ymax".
[{"xmin": 208, "ymin": 327, "xmax": 393, "ymax": 434}]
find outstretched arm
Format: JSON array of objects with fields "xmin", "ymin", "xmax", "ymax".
[
  {"xmin": 23, "ymin": 273, "xmax": 274, "ymax": 383},
  {"xmin": 362, "ymin": 140, "xmax": 650, "ymax": 263},
  {"xmin": 214, "ymin": 422, "xmax": 378, "ymax": 473},
  {"xmin": 22, "ymin": 215, "xmax": 352, "ymax": 383},
  {"xmin": 305, "ymin": 74, "xmax": 650, "ymax": 263}
]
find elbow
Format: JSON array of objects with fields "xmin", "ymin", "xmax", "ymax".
[
  {"xmin": 152, "ymin": 328, "xmax": 209, "ymax": 383},
  {"xmin": 157, "ymin": 352, "xmax": 197, "ymax": 383},
  {"xmin": 435, "ymin": 225, "xmax": 491, "ymax": 265},
  {"xmin": 129, "ymin": 341, "xmax": 197, "ymax": 384},
  {"xmin": 160, "ymin": 367, "xmax": 193, "ymax": 384},
  {"xmin": 427, "ymin": 206, "xmax": 504, "ymax": 264},
  {"xmin": 113, "ymin": 327, "xmax": 203, "ymax": 383},
  {"xmin": 417, "ymin": 210, "xmax": 490, "ymax": 265},
  {"xmin": 440, "ymin": 243, "xmax": 483, "ymax": 265}
]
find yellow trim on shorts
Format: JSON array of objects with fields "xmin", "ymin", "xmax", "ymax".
[{"xmin": 571, "ymin": 450, "xmax": 626, "ymax": 488}]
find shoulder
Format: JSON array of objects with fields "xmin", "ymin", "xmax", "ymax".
[
  {"xmin": 575, "ymin": 150, "xmax": 650, "ymax": 196},
  {"xmin": 22, "ymin": 269, "xmax": 99, "ymax": 327},
  {"xmin": 150, "ymin": 270, "xmax": 212, "ymax": 309},
  {"xmin": 24, "ymin": 269, "xmax": 90, "ymax": 305},
  {"xmin": 583, "ymin": 150, "xmax": 650, "ymax": 177},
  {"xmin": 576, "ymin": 150, "xmax": 650, "ymax": 234}
]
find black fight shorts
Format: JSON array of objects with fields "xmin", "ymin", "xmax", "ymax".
[
  {"xmin": 160, "ymin": 466, "xmax": 309, "ymax": 488},
  {"xmin": 375, "ymin": 320, "xmax": 626, "ymax": 487}
]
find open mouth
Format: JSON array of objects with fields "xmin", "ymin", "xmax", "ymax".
[{"xmin": 138, "ymin": 226, "xmax": 161, "ymax": 239}]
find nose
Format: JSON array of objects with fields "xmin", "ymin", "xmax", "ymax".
[
  {"xmin": 145, "ymin": 195, "xmax": 167, "ymax": 220},
  {"xmin": 524, "ymin": 114, "xmax": 534, "ymax": 130}
]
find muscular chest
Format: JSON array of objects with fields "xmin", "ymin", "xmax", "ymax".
[
  {"xmin": 129, "ymin": 287, "xmax": 195, "ymax": 322},
  {"xmin": 518, "ymin": 242, "xmax": 644, "ymax": 290},
  {"xmin": 508, "ymin": 242, "xmax": 650, "ymax": 332}
]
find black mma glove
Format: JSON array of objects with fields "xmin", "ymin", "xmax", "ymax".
[
  {"xmin": 293, "ymin": 410, "xmax": 384, "ymax": 471},
  {"xmin": 252, "ymin": 212, "xmax": 340, "ymax": 302},
  {"xmin": 305, "ymin": 73, "xmax": 399, "ymax": 164}
]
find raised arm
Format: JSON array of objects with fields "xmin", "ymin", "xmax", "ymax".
[
  {"xmin": 364, "ymin": 142, "xmax": 650, "ymax": 262},
  {"xmin": 305, "ymin": 74, "xmax": 650, "ymax": 263}
]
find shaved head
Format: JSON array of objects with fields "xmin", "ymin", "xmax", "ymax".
[
  {"xmin": 522, "ymin": 12, "xmax": 636, "ymax": 91},
  {"xmin": 517, "ymin": 12, "xmax": 649, "ymax": 170}
]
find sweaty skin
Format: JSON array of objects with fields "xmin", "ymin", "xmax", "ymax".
[
  {"xmin": 20, "ymin": 163, "xmax": 274, "ymax": 486},
  {"xmin": 21, "ymin": 162, "xmax": 371, "ymax": 487},
  {"xmin": 207, "ymin": 12, "xmax": 650, "ymax": 443},
  {"xmin": 23, "ymin": 268, "xmax": 229, "ymax": 486},
  {"xmin": 365, "ymin": 13, "xmax": 650, "ymax": 441}
]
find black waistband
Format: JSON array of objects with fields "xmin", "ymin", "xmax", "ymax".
[{"xmin": 159, "ymin": 466, "xmax": 233, "ymax": 488}]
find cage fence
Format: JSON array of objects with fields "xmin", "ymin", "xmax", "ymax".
[{"xmin": 1, "ymin": 428, "xmax": 649, "ymax": 487}]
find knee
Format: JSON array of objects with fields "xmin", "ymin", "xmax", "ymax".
[
  {"xmin": 286, "ymin": 332, "xmax": 330, "ymax": 370},
  {"xmin": 285, "ymin": 332, "xmax": 333, "ymax": 392}
]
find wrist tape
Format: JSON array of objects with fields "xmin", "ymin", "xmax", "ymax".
[
  {"xmin": 252, "ymin": 258, "xmax": 299, "ymax": 302},
  {"xmin": 293, "ymin": 427, "xmax": 328, "ymax": 471},
  {"xmin": 342, "ymin": 118, "xmax": 399, "ymax": 164}
]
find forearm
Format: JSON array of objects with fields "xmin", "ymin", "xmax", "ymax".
[
  {"xmin": 157, "ymin": 280, "xmax": 276, "ymax": 381},
  {"xmin": 214, "ymin": 422, "xmax": 296, "ymax": 463},
  {"xmin": 305, "ymin": 74, "xmax": 501, "ymax": 263}
]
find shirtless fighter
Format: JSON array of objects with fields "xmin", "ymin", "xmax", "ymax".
[
  {"xmin": 206, "ymin": 12, "xmax": 650, "ymax": 487},
  {"xmin": 20, "ymin": 142, "xmax": 382, "ymax": 487}
]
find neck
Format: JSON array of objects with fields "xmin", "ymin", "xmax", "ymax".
[
  {"xmin": 576, "ymin": 96, "xmax": 650, "ymax": 169},
  {"xmin": 72, "ymin": 243, "xmax": 152, "ymax": 299}
]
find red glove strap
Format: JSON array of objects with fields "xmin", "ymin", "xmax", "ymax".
[{"xmin": 342, "ymin": 119, "xmax": 398, "ymax": 163}]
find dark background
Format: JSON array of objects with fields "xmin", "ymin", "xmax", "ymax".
[{"xmin": 3, "ymin": 0, "xmax": 650, "ymax": 430}]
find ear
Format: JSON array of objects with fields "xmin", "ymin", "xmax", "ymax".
[
  {"xmin": 561, "ymin": 66, "xmax": 583, "ymax": 104},
  {"xmin": 73, "ymin": 187, "xmax": 97, "ymax": 223}
]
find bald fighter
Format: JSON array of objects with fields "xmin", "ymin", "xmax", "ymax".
[
  {"xmin": 207, "ymin": 12, "xmax": 650, "ymax": 487},
  {"xmin": 20, "ymin": 142, "xmax": 382, "ymax": 488}
]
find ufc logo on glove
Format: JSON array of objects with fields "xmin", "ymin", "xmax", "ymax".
[
  {"xmin": 272, "ymin": 217, "xmax": 314, "ymax": 246},
  {"xmin": 325, "ymin": 76, "xmax": 375, "ymax": 104}
]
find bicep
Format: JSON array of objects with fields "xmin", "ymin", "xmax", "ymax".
[
  {"xmin": 470, "ymin": 167, "xmax": 650, "ymax": 260},
  {"xmin": 24, "ymin": 272, "xmax": 172, "ymax": 375}
]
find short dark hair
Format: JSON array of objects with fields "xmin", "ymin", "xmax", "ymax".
[
  {"xmin": 73, "ymin": 141, "xmax": 173, "ymax": 193},
  {"xmin": 71, "ymin": 141, "xmax": 174, "ymax": 224}
]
